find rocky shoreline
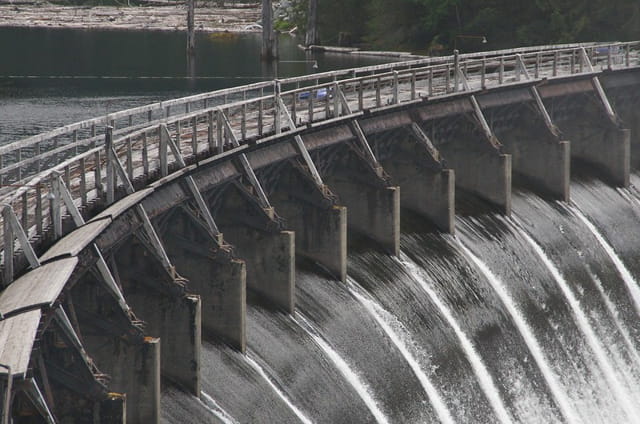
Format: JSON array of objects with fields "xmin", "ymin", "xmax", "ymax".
[{"xmin": 0, "ymin": 2, "xmax": 262, "ymax": 33}]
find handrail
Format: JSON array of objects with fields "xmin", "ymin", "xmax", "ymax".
[
  {"xmin": 0, "ymin": 41, "xmax": 638, "ymax": 286},
  {"xmin": 0, "ymin": 41, "xmax": 619, "ymax": 170}
]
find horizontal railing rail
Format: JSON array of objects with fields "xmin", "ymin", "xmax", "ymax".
[{"xmin": 0, "ymin": 41, "xmax": 638, "ymax": 286}]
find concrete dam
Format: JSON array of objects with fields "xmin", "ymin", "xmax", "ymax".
[{"xmin": 1, "ymin": 42, "xmax": 640, "ymax": 423}]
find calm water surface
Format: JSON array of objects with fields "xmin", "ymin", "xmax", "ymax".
[{"xmin": 0, "ymin": 27, "xmax": 391, "ymax": 143}]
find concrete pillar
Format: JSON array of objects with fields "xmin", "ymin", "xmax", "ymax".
[
  {"xmin": 540, "ymin": 83, "xmax": 630, "ymax": 187},
  {"xmin": 114, "ymin": 241, "xmax": 201, "ymax": 396},
  {"xmin": 160, "ymin": 208, "xmax": 247, "ymax": 351},
  {"xmin": 376, "ymin": 137, "xmax": 455, "ymax": 233},
  {"xmin": 329, "ymin": 180, "xmax": 399, "ymax": 255},
  {"xmin": 225, "ymin": 227, "xmax": 295, "ymax": 313},
  {"xmin": 487, "ymin": 104, "xmax": 570, "ymax": 201},
  {"xmin": 211, "ymin": 183, "xmax": 295, "ymax": 313},
  {"xmin": 97, "ymin": 393, "xmax": 126, "ymax": 424},
  {"xmin": 124, "ymin": 293, "xmax": 200, "ymax": 396},
  {"xmin": 264, "ymin": 163, "xmax": 347, "ymax": 281},
  {"xmin": 441, "ymin": 142, "xmax": 512, "ymax": 215},
  {"xmin": 103, "ymin": 338, "xmax": 160, "ymax": 424},
  {"xmin": 318, "ymin": 148, "xmax": 400, "ymax": 255},
  {"xmin": 573, "ymin": 125, "xmax": 630, "ymax": 187}
]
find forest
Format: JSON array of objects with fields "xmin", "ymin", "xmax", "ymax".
[{"xmin": 280, "ymin": 0, "xmax": 640, "ymax": 54}]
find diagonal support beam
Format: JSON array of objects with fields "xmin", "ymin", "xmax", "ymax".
[
  {"xmin": 591, "ymin": 76, "xmax": 619, "ymax": 126},
  {"xmin": 409, "ymin": 122, "xmax": 442, "ymax": 164},
  {"xmin": 51, "ymin": 174, "xmax": 131, "ymax": 315},
  {"xmin": 580, "ymin": 47, "xmax": 595, "ymax": 73},
  {"xmin": 348, "ymin": 120, "xmax": 386, "ymax": 179},
  {"xmin": 336, "ymin": 84, "xmax": 352, "ymax": 115},
  {"xmin": 276, "ymin": 98, "xmax": 325, "ymax": 187},
  {"xmin": 54, "ymin": 307, "xmax": 96, "ymax": 372},
  {"xmin": 2, "ymin": 204, "xmax": 40, "ymax": 272},
  {"xmin": 515, "ymin": 54, "xmax": 531, "ymax": 81},
  {"xmin": 578, "ymin": 48, "xmax": 619, "ymax": 125},
  {"xmin": 469, "ymin": 95, "xmax": 502, "ymax": 148},
  {"xmin": 219, "ymin": 111, "xmax": 272, "ymax": 210},
  {"xmin": 530, "ymin": 86, "xmax": 561, "ymax": 137},
  {"xmin": 105, "ymin": 130, "xmax": 175, "ymax": 274},
  {"xmin": 23, "ymin": 379, "xmax": 56, "ymax": 424},
  {"xmin": 159, "ymin": 125, "xmax": 222, "ymax": 240}
]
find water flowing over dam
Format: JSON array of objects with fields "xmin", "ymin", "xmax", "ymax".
[{"xmin": 1, "ymin": 42, "xmax": 640, "ymax": 423}]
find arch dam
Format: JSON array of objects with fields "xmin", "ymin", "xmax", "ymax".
[{"xmin": 0, "ymin": 42, "xmax": 639, "ymax": 423}]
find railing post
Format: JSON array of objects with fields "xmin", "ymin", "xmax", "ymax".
[
  {"xmin": 105, "ymin": 126, "xmax": 115, "ymax": 204},
  {"xmin": 51, "ymin": 171, "xmax": 62, "ymax": 239},
  {"xmin": 481, "ymin": 59, "xmax": 486, "ymax": 89},
  {"xmin": 80, "ymin": 157, "xmax": 87, "ymax": 206},
  {"xmin": 207, "ymin": 110, "xmax": 215, "ymax": 152},
  {"xmin": 142, "ymin": 132, "xmax": 149, "ymax": 175},
  {"xmin": 35, "ymin": 183, "xmax": 43, "ymax": 237},
  {"xmin": 334, "ymin": 82, "xmax": 341, "ymax": 116},
  {"xmin": 607, "ymin": 46, "xmax": 612, "ymax": 70},
  {"xmin": 159, "ymin": 124, "xmax": 169, "ymax": 177},
  {"xmin": 453, "ymin": 50, "xmax": 460, "ymax": 93},
  {"xmin": 216, "ymin": 110, "xmax": 224, "ymax": 153},
  {"xmin": 553, "ymin": 51, "xmax": 558, "ymax": 76},
  {"xmin": 499, "ymin": 57, "xmax": 504, "ymax": 84},
  {"xmin": 258, "ymin": 87, "xmax": 264, "ymax": 136},
  {"xmin": 274, "ymin": 80, "xmax": 282, "ymax": 134},
  {"xmin": 393, "ymin": 71, "xmax": 400, "ymax": 102},
  {"xmin": 3, "ymin": 205, "xmax": 14, "ymax": 285},
  {"xmin": 410, "ymin": 70, "xmax": 416, "ymax": 100},
  {"xmin": 625, "ymin": 44, "xmax": 630, "ymax": 67}
]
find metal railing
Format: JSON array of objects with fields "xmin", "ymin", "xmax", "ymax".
[{"xmin": 0, "ymin": 41, "xmax": 638, "ymax": 285}]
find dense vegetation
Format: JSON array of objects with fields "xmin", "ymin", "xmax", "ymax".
[{"xmin": 283, "ymin": 0, "xmax": 640, "ymax": 54}]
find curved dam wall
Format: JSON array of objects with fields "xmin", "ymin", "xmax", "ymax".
[{"xmin": 0, "ymin": 43, "xmax": 639, "ymax": 423}]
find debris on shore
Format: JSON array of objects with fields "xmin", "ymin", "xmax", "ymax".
[{"xmin": 0, "ymin": 2, "xmax": 262, "ymax": 33}]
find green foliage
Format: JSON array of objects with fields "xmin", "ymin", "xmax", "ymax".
[{"xmin": 296, "ymin": 0, "xmax": 640, "ymax": 54}]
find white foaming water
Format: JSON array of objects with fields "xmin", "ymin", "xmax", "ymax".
[
  {"xmin": 398, "ymin": 256, "xmax": 512, "ymax": 424},
  {"xmin": 245, "ymin": 355, "xmax": 314, "ymax": 424},
  {"xmin": 577, "ymin": 196, "xmax": 640, "ymax": 316},
  {"xmin": 199, "ymin": 391, "xmax": 237, "ymax": 424},
  {"xmin": 587, "ymin": 270, "xmax": 640, "ymax": 368},
  {"xmin": 510, "ymin": 221, "xmax": 640, "ymax": 421},
  {"xmin": 346, "ymin": 279, "xmax": 456, "ymax": 424},
  {"xmin": 293, "ymin": 313, "xmax": 391, "ymax": 424},
  {"xmin": 454, "ymin": 238, "xmax": 582, "ymax": 424}
]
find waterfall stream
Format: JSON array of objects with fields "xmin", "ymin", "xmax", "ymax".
[{"xmin": 162, "ymin": 177, "xmax": 640, "ymax": 424}]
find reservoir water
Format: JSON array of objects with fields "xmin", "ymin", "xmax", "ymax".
[{"xmin": 0, "ymin": 27, "xmax": 388, "ymax": 144}]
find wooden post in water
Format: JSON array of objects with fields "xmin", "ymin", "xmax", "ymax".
[
  {"xmin": 261, "ymin": 0, "xmax": 277, "ymax": 61},
  {"xmin": 187, "ymin": 0, "xmax": 195, "ymax": 58},
  {"xmin": 305, "ymin": 0, "xmax": 318, "ymax": 46}
]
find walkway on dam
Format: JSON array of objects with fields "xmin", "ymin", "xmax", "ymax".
[{"xmin": 0, "ymin": 40, "xmax": 639, "ymax": 423}]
